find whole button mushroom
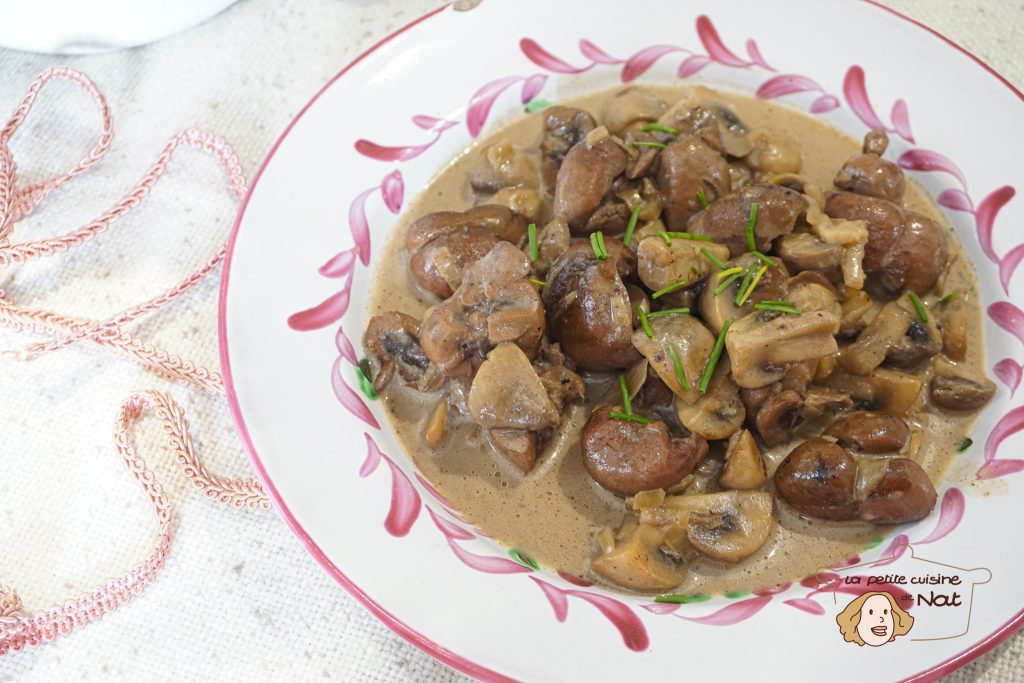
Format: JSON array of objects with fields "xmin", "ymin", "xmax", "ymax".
[
  {"xmin": 833, "ymin": 128, "xmax": 906, "ymax": 203},
  {"xmin": 657, "ymin": 133, "xmax": 732, "ymax": 229},
  {"xmin": 552, "ymin": 127, "xmax": 630, "ymax": 234},
  {"xmin": 825, "ymin": 411, "xmax": 910, "ymax": 453},
  {"xmin": 688, "ymin": 184, "xmax": 807, "ymax": 257}
]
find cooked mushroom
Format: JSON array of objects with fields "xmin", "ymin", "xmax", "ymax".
[
  {"xmin": 540, "ymin": 105, "xmax": 597, "ymax": 189},
  {"xmin": 545, "ymin": 239, "xmax": 641, "ymax": 371},
  {"xmin": 663, "ymin": 490, "xmax": 774, "ymax": 562},
  {"xmin": 468, "ymin": 343, "xmax": 559, "ymax": 432},
  {"xmin": 754, "ymin": 389, "xmax": 805, "ymax": 446},
  {"xmin": 592, "ymin": 517, "xmax": 688, "ymax": 591},
  {"xmin": 840, "ymin": 301, "xmax": 942, "ymax": 375},
  {"xmin": 530, "ymin": 218, "xmax": 571, "ymax": 276},
  {"xmin": 825, "ymin": 411, "xmax": 910, "ymax": 453},
  {"xmin": 699, "ymin": 253, "xmax": 790, "ymax": 335},
  {"xmin": 553, "ymin": 127, "xmax": 630, "ymax": 234},
  {"xmin": 776, "ymin": 232, "xmax": 843, "ymax": 283},
  {"xmin": 406, "ymin": 204, "xmax": 530, "ymax": 298},
  {"xmin": 492, "ymin": 186, "xmax": 543, "ymax": 222},
  {"xmin": 938, "ymin": 293, "xmax": 968, "ymax": 361},
  {"xmin": 582, "ymin": 406, "xmax": 708, "ymax": 496},
  {"xmin": 833, "ymin": 128, "xmax": 905, "ymax": 203},
  {"xmin": 857, "ymin": 457, "xmax": 938, "ymax": 523},
  {"xmin": 364, "ymin": 311, "xmax": 431, "ymax": 392},
  {"xmin": 469, "ymin": 141, "xmax": 540, "ymax": 194},
  {"xmin": 688, "ymin": 184, "xmax": 807, "ymax": 256},
  {"xmin": 657, "ymin": 133, "xmax": 731, "ymax": 229},
  {"xmin": 631, "ymin": 314, "xmax": 716, "ymax": 402},
  {"xmin": 774, "ymin": 438, "xmax": 860, "ymax": 521},
  {"xmin": 487, "ymin": 428, "xmax": 538, "ymax": 474},
  {"xmin": 601, "ymin": 87, "xmax": 667, "ymax": 136},
  {"xmin": 745, "ymin": 127, "xmax": 802, "ymax": 174},
  {"xmin": 420, "ymin": 242, "xmax": 544, "ymax": 377},
  {"xmin": 674, "ymin": 364, "xmax": 746, "ymax": 440},
  {"xmin": 719, "ymin": 430, "xmax": 767, "ymax": 490},
  {"xmin": 824, "ymin": 191, "xmax": 948, "ymax": 297},
  {"xmin": 826, "ymin": 367, "xmax": 924, "ymax": 416},
  {"xmin": 929, "ymin": 358, "xmax": 996, "ymax": 410},
  {"xmin": 635, "ymin": 235, "xmax": 731, "ymax": 297}
]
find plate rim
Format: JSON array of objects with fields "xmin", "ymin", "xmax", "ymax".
[{"xmin": 217, "ymin": 2, "xmax": 1024, "ymax": 681}]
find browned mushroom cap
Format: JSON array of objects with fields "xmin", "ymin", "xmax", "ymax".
[
  {"xmin": 688, "ymin": 184, "xmax": 808, "ymax": 256},
  {"xmin": 824, "ymin": 191, "xmax": 948, "ymax": 297},
  {"xmin": 420, "ymin": 242, "xmax": 544, "ymax": 377},
  {"xmin": 825, "ymin": 411, "xmax": 910, "ymax": 453},
  {"xmin": 553, "ymin": 128, "xmax": 630, "ymax": 234},
  {"xmin": 544, "ymin": 239, "xmax": 641, "ymax": 371},
  {"xmin": 774, "ymin": 438, "xmax": 859, "ymax": 521},
  {"xmin": 540, "ymin": 105, "xmax": 597, "ymax": 190},
  {"xmin": 363, "ymin": 312, "xmax": 431, "ymax": 391},
  {"xmin": 858, "ymin": 457, "xmax": 937, "ymax": 523},
  {"xmin": 601, "ymin": 87, "xmax": 667, "ymax": 136},
  {"xmin": 487, "ymin": 428, "xmax": 537, "ymax": 474},
  {"xmin": 405, "ymin": 204, "xmax": 530, "ymax": 299},
  {"xmin": 833, "ymin": 128, "xmax": 905, "ymax": 203},
  {"xmin": 657, "ymin": 133, "xmax": 731, "ymax": 230},
  {"xmin": 929, "ymin": 358, "xmax": 996, "ymax": 410},
  {"xmin": 754, "ymin": 389, "xmax": 805, "ymax": 447},
  {"xmin": 582, "ymin": 406, "xmax": 708, "ymax": 496},
  {"xmin": 469, "ymin": 141, "xmax": 540, "ymax": 194}
]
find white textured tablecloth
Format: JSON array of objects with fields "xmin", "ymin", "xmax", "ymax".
[{"xmin": 0, "ymin": 1, "xmax": 1021, "ymax": 681}]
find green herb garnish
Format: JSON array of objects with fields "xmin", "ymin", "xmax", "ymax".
[
  {"xmin": 528, "ymin": 222, "xmax": 539, "ymax": 261},
  {"xmin": 736, "ymin": 264, "xmax": 769, "ymax": 307},
  {"xmin": 633, "ymin": 141, "xmax": 667, "ymax": 149},
  {"xmin": 647, "ymin": 307, "xmax": 690, "ymax": 319},
  {"xmin": 940, "ymin": 291, "xmax": 958, "ymax": 305},
  {"xmin": 697, "ymin": 189, "xmax": 709, "ymax": 209},
  {"xmin": 590, "ymin": 231, "xmax": 609, "ymax": 260},
  {"xmin": 701, "ymin": 247, "xmax": 727, "ymax": 270},
  {"xmin": 642, "ymin": 122, "xmax": 679, "ymax": 136},
  {"xmin": 623, "ymin": 203, "xmax": 642, "ymax": 246},
  {"xmin": 699, "ymin": 320, "xmax": 731, "ymax": 393},
  {"xmin": 755, "ymin": 301, "xmax": 801, "ymax": 315},
  {"xmin": 651, "ymin": 279, "xmax": 690, "ymax": 299},
  {"xmin": 745, "ymin": 201, "xmax": 760, "ymax": 253},
  {"xmin": 713, "ymin": 272, "xmax": 742, "ymax": 296},
  {"xmin": 715, "ymin": 266, "xmax": 745, "ymax": 280},
  {"xmin": 908, "ymin": 292, "xmax": 929, "ymax": 322},
  {"xmin": 657, "ymin": 231, "xmax": 713, "ymax": 245},
  {"xmin": 637, "ymin": 305, "xmax": 654, "ymax": 339},
  {"xmin": 609, "ymin": 411, "xmax": 652, "ymax": 425},
  {"xmin": 619, "ymin": 374, "xmax": 634, "ymax": 415},
  {"xmin": 529, "ymin": 278, "xmax": 546, "ymax": 287},
  {"xmin": 733, "ymin": 263, "xmax": 758, "ymax": 306},
  {"xmin": 668, "ymin": 345, "xmax": 691, "ymax": 391},
  {"xmin": 752, "ymin": 250, "xmax": 777, "ymax": 267}
]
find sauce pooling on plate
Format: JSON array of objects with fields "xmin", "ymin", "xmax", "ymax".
[{"xmin": 364, "ymin": 85, "xmax": 993, "ymax": 595}]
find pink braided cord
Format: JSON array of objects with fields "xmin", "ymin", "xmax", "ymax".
[{"xmin": 0, "ymin": 68, "xmax": 266, "ymax": 656}]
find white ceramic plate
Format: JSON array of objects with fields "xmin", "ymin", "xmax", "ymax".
[{"xmin": 220, "ymin": 1, "xmax": 1024, "ymax": 680}]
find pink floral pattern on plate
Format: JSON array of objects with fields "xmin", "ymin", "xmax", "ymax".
[{"xmin": 285, "ymin": 12, "xmax": 1020, "ymax": 649}]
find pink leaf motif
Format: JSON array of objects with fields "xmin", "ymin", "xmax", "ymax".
[
  {"xmin": 530, "ymin": 578, "xmax": 649, "ymax": 651},
  {"xmin": 578, "ymin": 39, "xmax": 621, "ymax": 65},
  {"xmin": 977, "ymin": 459, "xmax": 1024, "ymax": 480},
  {"xmin": 349, "ymin": 186, "xmax": 375, "ymax": 265},
  {"xmin": 380, "ymin": 170, "xmax": 404, "ymax": 214},
  {"xmin": 989, "ymin": 301, "xmax": 1024, "ymax": 348},
  {"xmin": 622, "ymin": 45, "xmax": 683, "ymax": 82},
  {"xmin": 362, "ymin": 434, "xmax": 420, "ymax": 536},
  {"xmin": 756, "ymin": 74, "xmax": 824, "ymax": 100},
  {"xmin": 745, "ymin": 39, "xmax": 775, "ymax": 71},
  {"xmin": 318, "ymin": 248, "xmax": 356, "ymax": 278},
  {"xmin": 331, "ymin": 357, "xmax": 380, "ymax": 429},
  {"xmin": 677, "ymin": 595, "xmax": 772, "ymax": 626},
  {"xmin": 999, "ymin": 243, "xmax": 1024, "ymax": 294},
  {"xmin": 976, "ymin": 185, "xmax": 1017, "ymax": 265},
  {"xmin": 334, "ymin": 327, "xmax": 358, "ymax": 365},
  {"xmin": 519, "ymin": 38, "xmax": 588, "ymax": 74},
  {"xmin": 447, "ymin": 540, "xmax": 532, "ymax": 574},
  {"xmin": 520, "ymin": 74, "xmax": 548, "ymax": 103},
  {"xmin": 810, "ymin": 95, "xmax": 840, "ymax": 114},
  {"xmin": 783, "ymin": 598, "xmax": 826, "ymax": 616},
  {"xmin": 695, "ymin": 15, "xmax": 749, "ymax": 67},
  {"xmin": 983, "ymin": 405, "xmax": 1024, "ymax": 464},
  {"xmin": 641, "ymin": 602, "xmax": 681, "ymax": 615},
  {"xmin": 869, "ymin": 534, "xmax": 909, "ymax": 568},
  {"xmin": 889, "ymin": 99, "xmax": 914, "ymax": 143},
  {"xmin": 354, "ymin": 138, "xmax": 437, "ymax": 162},
  {"xmin": 466, "ymin": 75, "xmax": 523, "ymax": 138},
  {"xmin": 677, "ymin": 55, "xmax": 710, "ymax": 79},
  {"xmin": 843, "ymin": 66, "xmax": 884, "ymax": 131},
  {"xmin": 897, "ymin": 149, "xmax": 968, "ymax": 191},
  {"xmin": 915, "ymin": 488, "xmax": 965, "ymax": 545},
  {"xmin": 411, "ymin": 115, "xmax": 457, "ymax": 132},
  {"xmin": 994, "ymin": 358, "xmax": 1023, "ymax": 396},
  {"xmin": 801, "ymin": 572, "xmax": 837, "ymax": 590},
  {"xmin": 426, "ymin": 506, "xmax": 475, "ymax": 541},
  {"xmin": 557, "ymin": 570, "xmax": 593, "ymax": 587},
  {"xmin": 937, "ymin": 188, "xmax": 975, "ymax": 213},
  {"xmin": 287, "ymin": 286, "xmax": 351, "ymax": 331},
  {"xmin": 358, "ymin": 435, "xmax": 381, "ymax": 477},
  {"xmin": 754, "ymin": 582, "xmax": 792, "ymax": 597}
]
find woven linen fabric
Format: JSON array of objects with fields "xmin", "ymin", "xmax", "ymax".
[{"xmin": 0, "ymin": 0, "xmax": 1021, "ymax": 681}]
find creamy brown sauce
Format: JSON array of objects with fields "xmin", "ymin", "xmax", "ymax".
[{"xmin": 367, "ymin": 86, "xmax": 986, "ymax": 595}]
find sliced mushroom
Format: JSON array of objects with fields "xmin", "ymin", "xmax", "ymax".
[
  {"xmin": 699, "ymin": 253, "xmax": 790, "ymax": 335},
  {"xmin": 674, "ymin": 364, "xmax": 746, "ymax": 440},
  {"xmin": 929, "ymin": 358, "xmax": 996, "ymax": 410},
  {"xmin": 592, "ymin": 517, "xmax": 687, "ymax": 591},
  {"xmin": 688, "ymin": 184, "xmax": 807, "ymax": 256},
  {"xmin": 540, "ymin": 105, "xmax": 597, "ymax": 189},
  {"xmin": 406, "ymin": 204, "xmax": 530, "ymax": 298},
  {"xmin": 938, "ymin": 293, "xmax": 968, "ymax": 362},
  {"xmin": 754, "ymin": 389, "xmax": 805, "ymax": 446},
  {"xmin": 840, "ymin": 301, "xmax": 942, "ymax": 375},
  {"xmin": 636, "ymin": 235, "xmax": 731, "ymax": 296},
  {"xmin": 631, "ymin": 314, "xmax": 716, "ymax": 402},
  {"xmin": 420, "ymin": 242, "xmax": 544, "ymax": 377},
  {"xmin": 364, "ymin": 312, "xmax": 431, "ymax": 391},
  {"xmin": 468, "ymin": 343, "xmax": 559, "ymax": 432},
  {"xmin": 601, "ymin": 87, "xmax": 667, "ymax": 136},
  {"xmin": 663, "ymin": 491, "xmax": 774, "ymax": 562},
  {"xmin": 857, "ymin": 457, "xmax": 937, "ymax": 523},
  {"xmin": 745, "ymin": 127, "xmax": 802, "ymax": 174},
  {"xmin": 719, "ymin": 430, "xmax": 767, "ymax": 490},
  {"xmin": 582, "ymin": 406, "xmax": 708, "ymax": 496},
  {"xmin": 657, "ymin": 133, "xmax": 731, "ymax": 229},
  {"xmin": 774, "ymin": 438, "xmax": 860, "ymax": 521},
  {"xmin": 545, "ymin": 239, "xmax": 641, "ymax": 371},
  {"xmin": 825, "ymin": 367, "xmax": 924, "ymax": 416},
  {"xmin": 469, "ymin": 141, "xmax": 540, "ymax": 194},
  {"xmin": 487, "ymin": 428, "xmax": 537, "ymax": 474},
  {"xmin": 553, "ymin": 127, "xmax": 630, "ymax": 234},
  {"xmin": 833, "ymin": 128, "xmax": 905, "ymax": 203},
  {"xmin": 776, "ymin": 232, "xmax": 844, "ymax": 283},
  {"xmin": 825, "ymin": 411, "xmax": 910, "ymax": 453},
  {"xmin": 839, "ymin": 288, "xmax": 875, "ymax": 339}
]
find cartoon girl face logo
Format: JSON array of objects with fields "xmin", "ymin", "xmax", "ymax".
[{"xmin": 836, "ymin": 591, "xmax": 914, "ymax": 646}]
